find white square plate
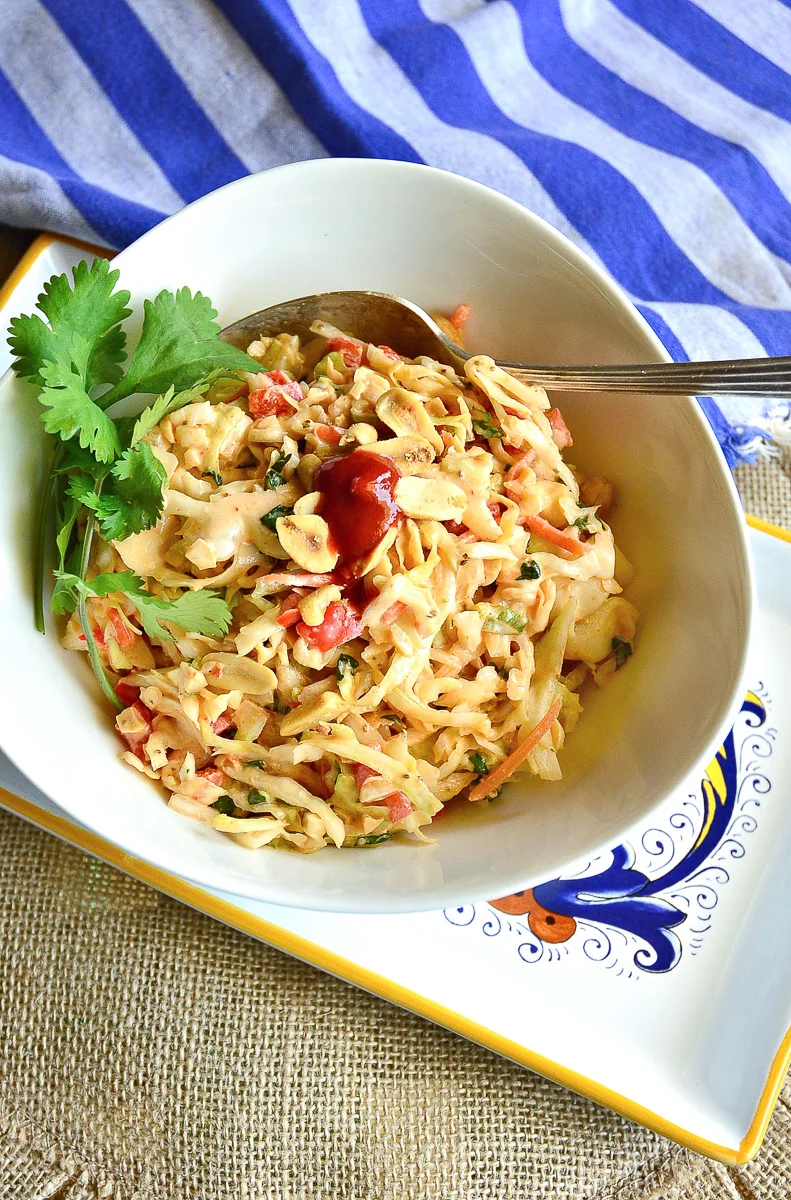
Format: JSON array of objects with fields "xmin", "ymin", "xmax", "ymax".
[{"xmin": 1, "ymin": 238, "xmax": 790, "ymax": 1163}]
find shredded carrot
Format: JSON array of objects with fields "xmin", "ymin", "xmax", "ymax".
[
  {"xmin": 469, "ymin": 698, "xmax": 562, "ymax": 802},
  {"xmin": 506, "ymin": 452, "xmax": 536, "ymax": 479},
  {"xmin": 108, "ymin": 608, "xmax": 135, "ymax": 648},
  {"xmin": 523, "ymin": 513, "xmax": 586, "ymax": 558},
  {"xmin": 547, "ymin": 407, "xmax": 573, "ymax": 449}
]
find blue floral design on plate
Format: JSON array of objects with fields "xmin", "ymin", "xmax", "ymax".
[{"xmin": 444, "ymin": 690, "xmax": 773, "ymax": 975}]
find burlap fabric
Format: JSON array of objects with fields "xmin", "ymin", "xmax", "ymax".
[{"xmin": 1, "ymin": 231, "xmax": 789, "ymax": 1196}]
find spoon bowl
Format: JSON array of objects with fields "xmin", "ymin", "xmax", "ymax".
[{"xmin": 220, "ymin": 289, "xmax": 466, "ymax": 367}]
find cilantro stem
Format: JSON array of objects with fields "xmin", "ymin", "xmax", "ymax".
[
  {"xmin": 33, "ymin": 445, "xmax": 62, "ymax": 634},
  {"xmin": 76, "ymin": 507, "xmax": 123, "ymax": 712}
]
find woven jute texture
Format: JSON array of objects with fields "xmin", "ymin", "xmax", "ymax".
[{"xmin": 0, "ymin": 451, "xmax": 789, "ymax": 1199}]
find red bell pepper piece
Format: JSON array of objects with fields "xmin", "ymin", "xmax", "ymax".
[
  {"xmin": 118, "ymin": 701, "xmax": 152, "ymax": 760},
  {"xmin": 351, "ymin": 763, "xmax": 412, "ymax": 824},
  {"xmin": 327, "ymin": 337, "xmax": 364, "ymax": 370},
  {"xmin": 248, "ymin": 370, "xmax": 303, "ymax": 419},
  {"xmin": 383, "ymin": 791, "xmax": 412, "ymax": 823},
  {"xmin": 115, "ymin": 681, "xmax": 141, "ymax": 707},
  {"xmin": 444, "ymin": 520, "xmax": 467, "ymax": 536},
  {"xmin": 352, "ymin": 763, "xmax": 378, "ymax": 790},
  {"xmin": 197, "ymin": 766, "xmax": 224, "ymax": 786},
  {"xmin": 211, "ymin": 711, "xmax": 235, "ymax": 735},
  {"xmin": 296, "ymin": 602, "xmax": 362, "ymax": 652},
  {"xmin": 276, "ymin": 592, "xmax": 304, "ymax": 627}
]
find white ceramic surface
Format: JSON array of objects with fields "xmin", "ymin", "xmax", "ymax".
[{"xmin": 0, "ymin": 168, "xmax": 753, "ymax": 913}]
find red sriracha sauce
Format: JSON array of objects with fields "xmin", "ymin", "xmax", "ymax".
[{"xmin": 316, "ymin": 450, "xmax": 401, "ymax": 579}]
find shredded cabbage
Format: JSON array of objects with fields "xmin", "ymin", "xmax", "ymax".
[{"xmin": 65, "ymin": 310, "xmax": 638, "ymax": 853}]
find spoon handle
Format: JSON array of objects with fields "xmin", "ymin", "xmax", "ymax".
[{"xmin": 498, "ymin": 355, "xmax": 791, "ymax": 396}]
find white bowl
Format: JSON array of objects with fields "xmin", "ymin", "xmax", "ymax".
[{"xmin": 0, "ymin": 160, "xmax": 753, "ymax": 913}]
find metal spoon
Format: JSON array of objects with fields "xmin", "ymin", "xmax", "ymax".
[{"xmin": 221, "ymin": 290, "xmax": 791, "ymax": 396}]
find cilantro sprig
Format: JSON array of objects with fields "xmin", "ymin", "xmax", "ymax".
[
  {"xmin": 52, "ymin": 571, "xmax": 233, "ymax": 641},
  {"xmin": 7, "ymin": 257, "xmax": 259, "ymax": 707},
  {"xmin": 68, "ymin": 442, "xmax": 167, "ymax": 541}
]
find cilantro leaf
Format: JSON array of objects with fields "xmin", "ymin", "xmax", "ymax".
[
  {"xmin": 49, "ymin": 579, "xmax": 77, "ymax": 617},
  {"xmin": 355, "ymin": 832, "xmax": 392, "ymax": 847},
  {"xmin": 126, "ymin": 369, "xmax": 235, "ymax": 445},
  {"xmin": 37, "ymin": 258, "xmax": 131, "ymax": 390},
  {"xmin": 265, "ymin": 450, "xmax": 290, "ymax": 491},
  {"xmin": 261, "ymin": 504, "xmax": 293, "ymax": 531},
  {"xmin": 49, "ymin": 577, "xmax": 77, "ymax": 617},
  {"xmin": 336, "ymin": 653, "xmax": 358, "ymax": 682},
  {"xmin": 471, "ymin": 411, "xmax": 502, "ymax": 440},
  {"xmin": 101, "ymin": 288, "xmax": 259, "ymax": 404},
  {"xmin": 53, "ymin": 569, "xmax": 232, "ymax": 641},
  {"xmin": 469, "ymin": 752, "xmax": 489, "ymax": 776},
  {"xmin": 111, "ymin": 441, "xmax": 167, "ymax": 522},
  {"xmin": 38, "ymin": 334, "xmax": 120, "ymax": 463},
  {"xmin": 68, "ymin": 442, "xmax": 166, "ymax": 542},
  {"xmin": 54, "ymin": 441, "xmax": 106, "ymax": 479},
  {"xmin": 8, "ymin": 258, "xmax": 130, "ymax": 391},
  {"xmin": 55, "ymin": 491, "xmax": 80, "ymax": 570},
  {"xmin": 482, "ymin": 607, "xmax": 527, "ymax": 635},
  {"xmin": 612, "ymin": 636, "xmax": 633, "ymax": 668},
  {"xmin": 518, "ymin": 559, "xmax": 541, "ymax": 581},
  {"xmin": 7, "ymin": 314, "xmax": 59, "ymax": 386},
  {"xmin": 50, "ymin": 487, "xmax": 82, "ymax": 614},
  {"xmin": 130, "ymin": 584, "xmax": 232, "ymax": 642},
  {"xmin": 125, "ymin": 384, "xmax": 176, "ymax": 446}
]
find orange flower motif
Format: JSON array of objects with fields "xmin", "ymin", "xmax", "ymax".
[{"xmin": 489, "ymin": 888, "xmax": 577, "ymax": 944}]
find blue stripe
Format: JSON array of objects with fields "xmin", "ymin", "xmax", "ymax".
[
  {"xmin": 636, "ymin": 300, "xmax": 791, "ymax": 366},
  {"xmin": 635, "ymin": 305, "xmax": 689, "ymax": 363},
  {"xmin": 515, "ymin": 0, "xmax": 791, "ymax": 266},
  {"xmin": 613, "ymin": 0, "xmax": 791, "ymax": 125},
  {"xmin": 215, "ymin": 0, "xmax": 422, "ymax": 163},
  {"xmin": 359, "ymin": 0, "xmax": 739, "ymax": 305},
  {"xmin": 638, "ymin": 306, "xmax": 763, "ymax": 466},
  {"xmin": 40, "ymin": 0, "xmax": 247, "ymax": 202},
  {"xmin": 724, "ymin": 304, "xmax": 791, "ymax": 359},
  {"xmin": 0, "ymin": 67, "xmax": 164, "ymax": 247}
]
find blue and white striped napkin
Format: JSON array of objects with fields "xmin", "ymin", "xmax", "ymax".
[{"xmin": 2, "ymin": 0, "xmax": 790, "ymax": 463}]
